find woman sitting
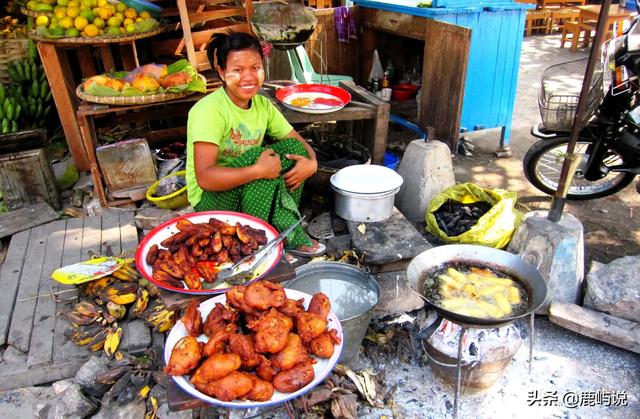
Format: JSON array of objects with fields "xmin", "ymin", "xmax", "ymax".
[{"xmin": 186, "ymin": 32, "xmax": 324, "ymax": 256}]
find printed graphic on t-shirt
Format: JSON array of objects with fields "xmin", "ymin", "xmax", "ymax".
[{"xmin": 222, "ymin": 123, "xmax": 264, "ymax": 158}]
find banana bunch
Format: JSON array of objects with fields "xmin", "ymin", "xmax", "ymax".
[
  {"xmin": 65, "ymin": 323, "xmax": 109, "ymax": 351},
  {"xmin": 1, "ymin": 15, "xmax": 25, "ymax": 38},
  {"xmin": 0, "ymin": 92, "xmax": 20, "ymax": 134},
  {"xmin": 138, "ymin": 299, "xmax": 176, "ymax": 333},
  {"xmin": 2, "ymin": 56, "xmax": 53, "ymax": 132},
  {"xmin": 98, "ymin": 281, "xmax": 139, "ymax": 305},
  {"xmin": 60, "ymin": 300, "xmax": 105, "ymax": 326}
]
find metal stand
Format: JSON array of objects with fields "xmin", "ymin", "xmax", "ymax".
[
  {"xmin": 453, "ymin": 326, "xmax": 467, "ymax": 419},
  {"xmin": 529, "ymin": 312, "xmax": 535, "ymax": 374}
]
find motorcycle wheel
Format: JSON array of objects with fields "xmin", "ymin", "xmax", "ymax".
[{"xmin": 523, "ymin": 136, "xmax": 636, "ymax": 200}]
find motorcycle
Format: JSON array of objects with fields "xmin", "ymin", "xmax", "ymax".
[{"xmin": 523, "ymin": 10, "xmax": 640, "ymax": 200}]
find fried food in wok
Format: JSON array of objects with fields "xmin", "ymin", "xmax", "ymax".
[
  {"xmin": 164, "ymin": 336, "xmax": 203, "ymax": 376},
  {"xmin": 165, "ymin": 281, "xmax": 341, "ymax": 403}
]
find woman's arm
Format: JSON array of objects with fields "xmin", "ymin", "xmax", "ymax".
[
  {"xmin": 194, "ymin": 142, "xmax": 281, "ymax": 191},
  {"xmin": 283, "ymin": 129, "xmax": 318, "ymax": 191}
]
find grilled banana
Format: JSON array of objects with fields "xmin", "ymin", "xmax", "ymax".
[
  {"xmin": 99, "ymin": 282, "xmax": 139, "ymax": 305},
  {"xmin": 130, "ymin": 288, "xmax": 149, "ymax": 317},
  {"xmin": 104, "ymin": 326, "xmax": 123, "ymax": 357}
]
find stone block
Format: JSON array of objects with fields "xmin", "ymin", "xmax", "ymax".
[
  {"xmin": 395, "ymin": 139, "xmax": 455, "ymax": 222},
  {"xmin": 120, "ymin": 319, "xmax": 152, "ymax": 353},
  {"xmin": 584, "ymin": 255, "xmax": 640, "ymax": 322},
  {"xmin": 374, "ymin": 271, "xmax": 424, "ymax": 316},
  {"xmin": 507, "ymin": 210, "xmax": 584, "ymax": 314}
]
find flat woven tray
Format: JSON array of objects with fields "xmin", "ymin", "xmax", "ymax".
[
  {"xmin": 76, "ymin": 74, "xmax": 205, "ymax": 106},
  {"xmin": 20, "ymin": 7, "xmax": 52, "ymax": 17},
  {"xmin": 29, "ymin": 26, "xmax": 164, "ymax": 44}
]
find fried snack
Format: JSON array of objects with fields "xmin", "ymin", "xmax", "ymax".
[
  {"xmin": 226, "ymin": 285, "xmax": 260, "ymax": 316},
  {"xmin": 194, "ymin": 371, "xmax": 254, "ymax": 401},
  {"xmin": 247, "ymin": 375, "xmax": 275, "ymax": 402},
  {"xmin": 278, "ymin": 298, "xmax": 305, "ymax": 317},
  {"xmin": 157, "ymin": 261, "xmax": 185, "ymax": 279},
  {"xmin": 203, "ymin": 325, "xmax": 235, "ymax": 356},
  {"xmin": 184, "ymin": 271, "xmax": 203, "ymax": 290},
  {"xmin": 248, "ymin": 312, "xmax": 290, "ymax": 354},
  {"xmin": 272, "ymin": 360, "xmax": 316, "ymax": 393},
  {"xmin": 229, "ymin": 333, "xmax": 261, "ymax": 368},
  {"xmin": 272, "ymin": 333, "xmax": 309, "ymax": 371},
  {"xmin": 176, "ymin": 218, "xmax": 194, "ymax": 231},
  {"xmin": 244, "ymin": 281, "xmax": 286, "ymax": 310},
  {"xmin": 203, "ymin": 303, "xmax": 238, "ymax": 337},
  {"xmin": 164, "ymin": 336, "xmax": 202, "ymax": 376},
  {"xmin": 307, "ymin": 293, "xmax": 331, "ymax": 321},
  {"xmin": 308, "ymin": 329, "xmax": 341, "ymax": 359},
  {"xmin": 295, "ymin": 312, "xmax": 327, "ymax": 343},
  {"xmin": 191, "ymin": 353, "xmax": 241, "ymax": 384},
  {"xmin": 152, "ymin": 270, "xmax": 184, "ymax": 288},
  {"xmin": 256, "ymin": 355, "xmax": 276, "ymax": 381},
  {"xmin": 146, "ymin": 244, "xmax": 159, "ymax": 265},
  {"xmin": 181, "ymin": 301, "xmax": 203, "ymax": 337}
]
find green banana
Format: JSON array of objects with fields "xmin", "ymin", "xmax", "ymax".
[
  {"xmin": 31, "ymin": 62, "xmax": 38, "ymax": 81},
  {"xmin": 7, "ymin": 64, "xmax": 19, "ymax": 83},
  {"xmin": 1, "ymin": 119, "xmax": 9, "ymax": 134},
  {"xmin": 40, "ymin": 81, "xmax": 48, "ymax": 99},
  {"xmin": 0, "ymin": 85, "xmax": 4, "ymax": 105},
  {"xmin": 10, "ymin": 120, "xmax": 17, "ymax": 133},
  {"xmin": 28, "ymin": 102, "xmax": 36, "ymax": 117},
  {"xmin": 35, "ymin": 103, "xmax": 43, "ymax": 119},
  {"xmin": 14, "ymin": 104, "xmax": 21, "ymax": 121},
  {"xmin": 6, "ymin": 102, "xmax": 14, "ymax": 121},
  {"xmin": 42, "ymin": 105, "xmax": 51, "ymax": 117},
  {"xmin": 0, "ymin": 105, "xmax": 4, "ymax": 120},
  {"xmin": 31, "ymin": 79, "xmax": 38, "ymax": 98},
  {"xmin": 23, "ymin": 60, "xmax": 31, "ymax": 81},
  {"xmin": 45, "ymin": 91, "xmax": 52, "ymax": 102},
  {"xmin": 14, "ymin": 61, "xmax": 24, "ymax": 81}
]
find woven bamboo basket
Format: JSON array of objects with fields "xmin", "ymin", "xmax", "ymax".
[
  {"xmin": 76, "ymin": 80, "xmax": 205, "ymax": 106},
  {"xmin": 0, "ymin": 38, "xmax": 29, "ymax": 85},
  {"xmin": 29, "ymin": 26, "xmax": 164, "ymax": 45},
  {"xmin": 20, "ymin": 7, "xmax": 52, "ymax": 17},
  {"xmin": 146, "ymin": 170, "xmax": 188, "ymax": 209}
]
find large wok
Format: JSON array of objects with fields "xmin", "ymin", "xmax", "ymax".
[{"xmin": 407, "ymin": 244, "xmax": 547, "ymax": 327}]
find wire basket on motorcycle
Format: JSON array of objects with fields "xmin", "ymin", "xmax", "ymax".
[{"xmin": 538, "ymin": 58, "xmax": 610, "ymax": 132}]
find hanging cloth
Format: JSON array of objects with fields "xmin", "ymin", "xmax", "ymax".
[{"xmin": 334, "ymin": 6, "xmax": 357, "ymax": 43}]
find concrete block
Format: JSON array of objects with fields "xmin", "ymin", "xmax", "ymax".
[
  {"xmin": 120, "ymin": 319, "xmax": 151, "ymax": 353},
  {"xmin": 395, "ymin": 139, "xmax": 455, "ymax": 222},
  {"xmin": 507, "ymin": 210, "xmax": 584, "ymax": 314}
]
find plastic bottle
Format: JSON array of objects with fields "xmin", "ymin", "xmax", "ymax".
[{"xmin": 385, "ymin": 60, "xmax": 394, "ymax": 83}]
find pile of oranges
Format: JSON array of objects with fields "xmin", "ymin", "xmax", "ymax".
[{"xmin": 28, "ymin": 0, "xmax": 158, "ymax": 38}]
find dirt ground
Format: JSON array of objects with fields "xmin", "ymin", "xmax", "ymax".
[{"xmin": 387, "ymin": 34, "xmax": 640, "ymax": 266}]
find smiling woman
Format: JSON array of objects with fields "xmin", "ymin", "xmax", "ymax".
[{"xmin": 185, "ymin": 32, "xmax": 326, "ymax": 257}]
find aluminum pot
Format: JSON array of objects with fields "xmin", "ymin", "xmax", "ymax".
[
  {"xmin": 330, "ymin": 164, "xmax": 403, "ymax": 222},
  {"xmin": 407, "ymin": 244, "xmax": 548, "ymax": 327},
  {"xmin": 331, "ymin": 185, "xmax": 400, "ymax": 222},
  {"xmin": 286, "ymin": 262, "xmax": 380, "ymax": 367}
]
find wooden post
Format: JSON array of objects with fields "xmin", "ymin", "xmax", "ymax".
[{"xmin": 37, "ymin": 42, "xmax": 90, "ymax": 171}]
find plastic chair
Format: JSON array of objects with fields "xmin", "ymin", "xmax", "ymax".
[{"xmin": 286, "ymin": 45, "xmax": 353, "ymax": 86}]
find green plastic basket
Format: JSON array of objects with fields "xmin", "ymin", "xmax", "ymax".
[{"xmin": 146, "ymin": 170, "xmax": 188, "ymax": 209}]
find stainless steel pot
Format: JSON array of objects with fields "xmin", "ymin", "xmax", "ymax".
[
  {"xmin": 331, "ymin": 185, "xmax": 400, "ymax": 222},
  {"xmin": 286, "ymin": 262, "xmax": 380, "ymax": 367},
  {"xmin": 407, "ymin": 244, "xmax": 548, "ymax": 326}
]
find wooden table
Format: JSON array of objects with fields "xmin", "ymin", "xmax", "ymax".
[{"xmin": 570, "ymin": 5, "xmax": 635, "ymax": 52}]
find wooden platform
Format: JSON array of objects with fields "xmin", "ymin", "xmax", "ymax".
[{"xmin": 0, "ymin": 211, "xmax": 139, "ymax": 391}]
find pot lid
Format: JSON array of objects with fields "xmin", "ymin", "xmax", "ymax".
[{"xmin": 330, "ymin": 164, "xmax": 403, "ymax": 194}]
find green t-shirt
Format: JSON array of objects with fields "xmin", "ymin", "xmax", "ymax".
[{"xmin": 186, "ymin": 88, "xmax": 293, "ymax": 207}]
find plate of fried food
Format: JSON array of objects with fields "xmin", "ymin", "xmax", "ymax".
[
  {"xmin": 163, "ymin": 281, "xmax": 343, "ymax": 407},
  {"xmin": 135, "ymin": 211, "xmax": 282, "ymax": 294},
  {"xmin": 275, "ymin": 84, "xmax": 351, "ymax": 114}
]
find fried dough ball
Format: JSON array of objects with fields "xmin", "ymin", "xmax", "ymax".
[
  {"xmin": 228, "ymin": 333, "xmax": 261, "ymax": 368},
  {"xmin": 272, "ymin": 360, "xmax": 316, "ymax": 393},
  {"xmin": 278, "ymin": 298, "xmax": 305, "ymax": 317},
  {"xmin": 194, "ymin": 371, "xmax": 254, "ymax": 402},
  {"xmin": 226, "ymin": 285, "xmax": 260, "ymax": 316},
  {"xmin": 248, "ymin": 310, "xmax": 291, "ymax": 354},
  {"xmin": 203, "ymin": 303, "xmax": 238, "ymax": 337},
  {"xmin": 181, "ymin": 301, "xmax": 203, "ymax": 337},
  {"xmin": 191, "ymin": 353, "xmax": 241, "ymax": 385},
  {"xmin": 272, "ymin": 333, "xmax": 309, "ymax": 371},
  {"xmin": 256, "ymin": 355, "xmax": 277, "ymax": 382},
  {"xmin": 164, "ymin": 336, "xmax": 202, "ymax": 376},
  {"xmin": 307, "ymin": 293, "xmax": 331, "ymax": 321},
  {"xmin": 203, "ymin": 324, "xmax": 235, "ymax": 356},
  {"xmin": 246, "ymin": 374, "xmax": 275, "ymax": 402},
  {"xmin": 308, "ymin": 329, "xmax": 341, "ymax": 359},
  {"xmin": 295, "ymin": 312, "xmax": 327, "ymax": 343},
  {"xmin": 244, "ymin": 281, "xmax": 286, "ymax": 310}
]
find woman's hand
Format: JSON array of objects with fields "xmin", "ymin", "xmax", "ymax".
[
  {"xmin": 283, "ymin": 154, "xmax": 318, "ymax": 191},
  {"xmin": 254, "ymin": 149, "xmax": 282, "ymax": 179}
]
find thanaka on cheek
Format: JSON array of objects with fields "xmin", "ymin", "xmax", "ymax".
[{"xmin": 257, "ymin": 68, "xmax": 265, "ymax": 85}]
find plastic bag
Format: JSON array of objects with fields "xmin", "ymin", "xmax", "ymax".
[
  {"xmin": 426, "ymin": 182, "xmax": 522, "ymax": 249},
  {"xmin": 368, "ymin": 49, "xmax": 384, "ymax": 82}
]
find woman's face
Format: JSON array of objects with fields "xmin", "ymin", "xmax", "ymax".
[{"xmin": 219, "ymin": 48, "xmax": 265, "ymax": 109}]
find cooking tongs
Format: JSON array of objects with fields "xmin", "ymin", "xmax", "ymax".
[{"xmin": 213, "ymin": 216, "xmax": 305, "ymax": 286}]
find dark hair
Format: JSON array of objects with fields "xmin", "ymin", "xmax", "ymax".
[{"xmin": 207, "ymin": 32, "xmax": 263, "ymax": 73}]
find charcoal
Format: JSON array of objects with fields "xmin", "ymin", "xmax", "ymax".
[{"xmin": 433, "ymin": 199, "xmax": 493, "ymax": 237}]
